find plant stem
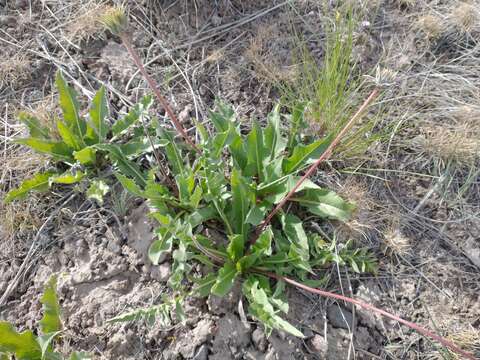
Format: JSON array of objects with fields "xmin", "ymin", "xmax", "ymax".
[
  {"xmin": 120, "ymin": 34, "xmax": 200, "ymax": 152},
  {"xmin": 249, "ymin": 88, "xmax": 380, "ymax": 246},
  {"xmin": 259, "ymin": 270, "xmax": 476, "ymax": 360}
]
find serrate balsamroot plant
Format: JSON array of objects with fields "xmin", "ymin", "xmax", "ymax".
[
  {"xmin": 115, "ymin": 102, "xmax": 376, "ymax": 336},
  {"xmin": 0, "ymin": 276, "xmax": 90, "ymax": 360},
  {"xmin": 5, "ymin": 72, "xmax": 156, "ymax": 205}
]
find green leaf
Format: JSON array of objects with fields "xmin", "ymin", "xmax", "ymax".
[
  {"xmin": 211, "ymin": 261, "xmax": 238, "ymax": 297},
  {"xmin": 209, "ymin": 101, "xmax": 235, "ymax": 133},
  {"xmin": 281, "ymin": 214, "xmax": 310, "ymax": 271},
  {"xmin": 114, "ymin": 173, "xmax": 144, "ymax": 197},
  {"xmin": 148, "ymin": 234, "xmax": 172, "ymax": 265},
  {"xmin": 174, "ymin": 298, "xmax": 186, "ymax": 323},
  {"xmin": 19, "ymin": 112, "xmax": 50, "ymax": 139},
  {"xmin": 94, "ymin": 143, "xmax": 146, "ymax": 186},
  {"xmin": 56, "ymin": 120, "xmax": 82, "ymax": 151},
  {"xmin": 49, "ymin": 170, "xmax": 84, "ymax": 185},
  {"xmin": 230, "ymin": 168, "xmax": 251, "ymax": 237},
  {"xmin": 39, "ymin": 276, "xmax": 61, "ymax": 334},
  {"xmin": 119, "ymin": 138, "xmax": 168, "ymax": 159},
  {"xmin": 55, "ymin": 72, "xmax": 87, "ymax": 142},
  {"xmin": 112, "ymin": 95, "xmax": 152, "ymax": 136},
  {"xmin": 5, "ymin": 171, "xmax": 56, "ymax": 203},
  {"xmin": 252, "ymin": 226, "xmax": 273, "ymax": 256},
  {"xmin": 244, "ymin": 121, "xmax": 266, "ymax": 180},
  {"xmin": 37, "ymin": 331, "xmax": 62, "ymax": 359},
  {"xmin": 0, "ymin": 322, "xmax": 42, "ymax": 359},
  {"xmin": 264, "ymin": 105, "xmax": 286, "ymax": 160},
  {"xmin": 227, "ymin": 234, "xmax": 244, "ymax": 262},
  {"xmin": 15, "ymin": 138, "xmax": 73, "ymax": 161},
  {"xmin": 245, "ymin": 205, "xmax": 266, "ymax": 226},
  {"xmin": 89, "ymin": 86, "xmax": 109, "ymax": 142},
  {"xmin": 158, "ymin": 129, "xmax": 185, "ymax": 177},
  {"xmin": 242, "ymin": 277, "xmax": 304, "ymax": 338},
  {"xmin": 86, "ymin": 180, "xmax": 110, "ymax": 205},
  {"xmin": 193, "ymin": 273, "xmax": 217, "ymax": 297},
  {"xmin": 291, "ymin": 188, "xmax": 354, "ymax": 221},
  {"xmin": 282, "ymin": 135, "xmax": 332, "ymax": 174},
  {"xmin": 287, "ymin": 102, "xmax": 306, "ymax": 150},
  {"xmin": 73, "ymin": 147, "xmax": 96, "ymax": 165}
]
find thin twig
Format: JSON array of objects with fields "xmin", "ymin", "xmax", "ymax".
[
  {"xmin": 259, "ymin": 271, "xmax": 476, "ymax": 360},
  {"xmin": 119, "ymin": 33, "xmax": 200, "ymax": 152},
  {"xmin": 249, "ymin": 88, "xmax": 380, "ymax": 245}
]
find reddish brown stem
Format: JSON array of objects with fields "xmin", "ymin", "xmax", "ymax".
[
  {"xmin": 260, "ymin": 271, "xmax": 476, "ymax": 360},
  {"xmin": 120, "ymin": 34, "xmax": 200, "ymax": 152},
  {"xmin": 249, "ymin": 88, "xmax": 380, "ymax": 245}
]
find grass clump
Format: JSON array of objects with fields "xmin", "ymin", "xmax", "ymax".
[
  {"xmin": 279, "ymin": 6, "xmax": 384, "ymax": 159},
  {"xmin": 0, "ymin": 276, "xmax": 90, "ymax": 360}
]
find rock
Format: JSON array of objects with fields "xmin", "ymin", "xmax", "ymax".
[
  {"xmin": 192, "ymin": 344, "xmax": 209, "ymax": 360},
  {"xmin": 308, "ymin": 334, "xmax": 328, "ymax": 355},
  {"xmin": 251, "ymin": 328, "xmax": 267, "ymax": 352},
  {"xmin": 150, "ymin": 263, "xmax": 171, "ymax": 282},
  {"xmin": 173, "ymin": 319, "xmax": 213, "ymax": 359},
  {"xmin": 327, "ymin": 304, "xmax": 355, "ymax": 329}
]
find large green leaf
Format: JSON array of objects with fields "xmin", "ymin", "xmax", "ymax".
[
  {"xmin": 244, "ymin": 121, "xmax": 266, "ymax": 180},
  {"xmin": 49, "ymin": 170, "xmax": 85, "ymax": 185},
  {"xmin": 111, "ymin": 95, "xmax": 152, "ymax": 136},
  {"xmin": 94, "ymin": 143, "xmax": 146, "ymax": 186},
  {"xmin": 242, "ymin": 277, "xmax": 304, "ymax": 338},
  {"xmin": 37, "ymin": 331, "xmax": 62, "ymax": 359},
  {"xmin": 114, "ymin": 173, "xmax": 144, "ymax": 197},
  {"xmin": 230, "ymin": 168, "xmax": 251, "ymax": 237},
  {"xmin": 73, "ymin": 147, "xmax": 96, "ymax": 165},
  {"xmin": 39, "ymin": 276, "xmax": 61, "ymax": 334},
  {"xmin": 280, "ymin": 214, "xmax": 310, "ymax": 272},
  {"xmin": 282, "ymin": 135, "xmax": 332, "ymax": 174},
  {"xmin": 19, "ymin": 112, "xmax": 50, "ymax": 139},
  {"xmin": 0, "ymin": 322, "xmax": 42, "ymax": 360},
  {"xmin": 15, "ymin": 138, "xmax": 73, "ymax": 161},
  {"xmin": 209, "ymin": 101, "xmax": 235, "ymax": 133},
  {"xmin": 5, "ymin": 171, "xmax": 56, "ymax": 203},
  {"xmin": 86, "ymin": 180, "xmax": 110, "ymax": 205},
  {"xmin": 89, "ymin": 86, "xmax": 109, "ymax": 142},
  {"xmin": 55, "ymin": 72, "xmax": 87, "ymax": 143},
  {"xmin": 291, "ymin": 188, "xmax": 354, "ymax": 221},
  {"xmin": 148, "ymin": 233, "xmax": 173, "ymax": 265},
  {"xmin": 264, "ymin": 105, "xmax": 286, "ymax": 161},
  {"xmin": 226, "ymin": 234, "xmax": 244, "ymax": 262},
  {"xmin": 56, "ymin": 120, "xmax": 82, "ymax": 151},
  {"xmin": 211, "ymin": 261, "xmax": 238, "ymax": 297}
]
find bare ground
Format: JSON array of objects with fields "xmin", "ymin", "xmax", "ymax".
[{"xmin": 1, "ymin": 0, "xmax": 479, "ymax": 359}]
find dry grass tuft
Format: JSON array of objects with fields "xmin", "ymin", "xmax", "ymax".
[
  {"xmin": 415, "ymin": 14, "xmax": 445, "ymax": 40},
  {"xmin": 0, "ymin": 54, "xmax": 31, "ymax": 88},
  {"xmin": 382, "ymin": 227, "xmax": 411, "ymax": 257},
  {"xmin": 65, "ymin": 2, "xmax": 110, "ymax": 42},
  {"xmin": 449, "ymin": 2, "xmax": 480, "ymax": 34},
  {"xmin": 245, "ymin": 24, "xmax": 294, "ymax": 83},
  {"xmin": 418, "ymin": 124, "xmax": 480, "ymax": 166}
]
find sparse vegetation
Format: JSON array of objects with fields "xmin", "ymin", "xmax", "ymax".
[{"xmin": 1, "ymin": 1, "xmax": 479, "ymax": 359}]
